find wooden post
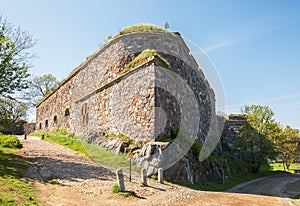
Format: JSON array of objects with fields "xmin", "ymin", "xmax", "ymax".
[
  {"xmin": 129, "ymin": 158, "xmax": 132, "ymax": 182},
  {"xmin": 116, "ymin": 169, "xmax": 125, "ymax": 191},
  {"xmin": 129, "ymin": 152, "xmax": 133, "ymax": 182}
]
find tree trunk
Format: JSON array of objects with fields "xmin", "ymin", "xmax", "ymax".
[
  {"xmin": 282, "ymin": 161, "xmax": 286, "ymax": 172},
  {"xmin": 286, "ymin": 162, "xmax": 290, "ymax": 170}
]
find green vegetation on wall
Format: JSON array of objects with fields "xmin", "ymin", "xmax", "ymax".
[
  {"xmin": 114, "ymin": 24, "xmax": 171, "ymax": 38},
  {"xmin": 121, "ymin": 49, "xmax": 171, "ymax": 74}
]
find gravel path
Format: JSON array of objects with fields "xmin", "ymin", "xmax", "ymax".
[
  {"xmin": 17, "ymin": 136, "xmax": 300, "ymax": 206},
  {"xmin": 228, "ymin": 174, "xmax": 300, "ymax": 198}
]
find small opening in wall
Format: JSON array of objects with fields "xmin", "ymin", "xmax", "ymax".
[
  {"xmin": 45, "ymin": 120, "xmax": 48, "ymax": 128},
  {"xmin": 39, "ymin": 123, "xmax": 42, "ymax": 130},
  {"xmin": 53, "ymin": 115, "xmax": 58, "ymax": 124},
  {"xmin": 65, "ymin": 108, "xmax": 70, "ymax": 117},
  {"xmin": 82, "ymin": 103, "xmax": 89, "ymax": 125}
]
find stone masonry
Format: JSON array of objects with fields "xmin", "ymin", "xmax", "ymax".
[{"xmin": 36, "ymin": 29, "xmax": 215, "ymax": 145}]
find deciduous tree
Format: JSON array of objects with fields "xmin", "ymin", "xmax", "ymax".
[
  {"xmin": 278, "ymin": 126, "xmax": 299, "ymax": 170},
  {"xmin": 236, "ymin": 121, "xmax": 276, "ymax": 173},
  {"xmin": 242, "ymin": 105, "xmax": 277, "ymax": 139},
  {"xmin": 23, "ymin": 74, "xmax": 58, "ymax": 107},
  {"xmin": 0, "ymin": 97, "xmax": 27, "ymax": 122},
  {"xmin": 0, "ymin": 16, "xmax": 36, "ymax": 97}
]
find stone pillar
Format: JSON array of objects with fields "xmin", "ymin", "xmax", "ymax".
[
  {"xmin": 141, "ymin": 168, "xmax": 147, "ymax": 186},
  {"xmin": 158, "ymin": 168, "xmax": 163, "ymax": 183},
  {"xmin": 116, "ymin": 169, "xmax": 125, "ymax": 191}
]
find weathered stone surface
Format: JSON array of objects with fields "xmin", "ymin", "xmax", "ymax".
[
  {"xmin": 36, "ymin": 31, "xmax": 214, "ymax": 143},
  {"xmin": 158, "ymin": 168, "xmax": 163, "ymax": 183},
  {"xmin": 24, "ymin": 123, "xmax": 36, "ymax": 134},
  {"xmin": 116, "ymin": 169, "xmax": 125, "ymax": 191},
  {"xmin": 141, "ymin": 168, "xmax": 147, "ymax": 186},
  {"xmin": 36, "ymin": 30, "xmax": 217, "ymax": 184},
  {"xmin": 84, "ymin": 134, "xmax": 130, "ymax": 155}
]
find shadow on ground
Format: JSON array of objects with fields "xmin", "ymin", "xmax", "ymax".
[{"xmin": 25, "ymin": 156, "xmax": 115, "ymax": 183}]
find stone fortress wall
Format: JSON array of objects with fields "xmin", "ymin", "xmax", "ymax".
[{"xmin": 36, "ymin": 30, "xmax": 215, "ymax": 145}]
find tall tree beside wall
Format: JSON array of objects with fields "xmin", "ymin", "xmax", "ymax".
[
  {"xmin": 236, "ymin": 121, "xmax": 276, "ymax": 173},
  {"xmin": 23, "ymin": 74, "xmax": 58, "ymax": 107},
  {"xmin": 0, "ymin": 15, "xmax": 36, "ymax": 98}
]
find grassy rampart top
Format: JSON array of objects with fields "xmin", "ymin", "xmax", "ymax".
[{"xmin": 36, "ymin": 24, "xmax": 173, "ymax": 107}]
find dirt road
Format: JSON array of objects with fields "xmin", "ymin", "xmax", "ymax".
[{"xmin": 18, "ymin": 136, "xmax": 300, "ymax": 206}]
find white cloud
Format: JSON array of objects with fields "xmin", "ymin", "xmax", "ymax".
[
  {"xmin": 203, "ymin": 11, "xmax": 294, "ymax": 52},
  {"xmin": 204, "ymin": 40, "xmax": 239, "ymax": 52}
]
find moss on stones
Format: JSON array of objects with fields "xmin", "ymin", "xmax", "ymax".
[{"xmin": 121, "ymin": 49, "xmax": 170, "ymax": 74}]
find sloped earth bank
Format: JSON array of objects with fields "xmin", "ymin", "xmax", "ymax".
[{"xmin": 17, "ymin": 136, "xmax": 299, "ymax": 206}]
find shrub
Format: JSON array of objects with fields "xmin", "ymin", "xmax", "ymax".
[
  {"xmin": 112, "ymin": 184, "xmax": 121, "ymax": 193},
  {"xmin": 0, "ymin": 134, "xmax": 22, "ymax": 149},
  {"xmin": 190, "ymin": 141, "xmax": 202, "ymax": 157}
]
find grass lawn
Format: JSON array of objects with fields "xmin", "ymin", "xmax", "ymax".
[
  {"xmin": 31, "ymin": 130, "xmax": 140, "ymax": 172},
  {"xmin": 268, "ymin": 163, "xmax": 300, "ymax": 174},
  {"xmin": 30, "ymin": 130, "xmax": 297, "ymax": 193},
  {"xmin": 0, "ymin": 135, "xmax": 39, "ymax": 205}
]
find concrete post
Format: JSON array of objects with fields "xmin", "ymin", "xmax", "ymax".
[
  {"xmin": 141, "ymin": 168, "xmax": 147, "ymax": 186},
  {"xmin": 116, "ymin": 169, "xmax": 125, "ymax": 191},
  {"xmin": 158, "ymin": 168, "xmax": 163, "ymax": 183}
]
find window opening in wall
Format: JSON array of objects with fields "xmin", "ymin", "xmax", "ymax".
[
  {"xmin": 45, "ymin": 120, "xmax": 48, "ymax": 128},
  {"xmin": 65, "ymin": 108, "xmax": 70, "ymax": 117},
  {"xmin": 39, "ymin": 123, "xmax": 42, "ymax": 130},
  {"xmin": 53, "ymin": 115, "xmax": 58, "ymax": 124},
  {"xmin": 82, "ymin": 103, "xmax": 89, "ymax": 125}
]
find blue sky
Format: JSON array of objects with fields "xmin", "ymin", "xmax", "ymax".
[{"xmin": 1, "ymin": 0, "xmax": 300, "ymax": 129}]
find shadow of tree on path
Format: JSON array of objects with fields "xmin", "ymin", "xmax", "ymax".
[{"xmin": 25, "ymin": 156, "xmax": 115, "ymax": 183}]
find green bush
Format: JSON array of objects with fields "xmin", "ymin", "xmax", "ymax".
[
  {"xmin": 190, "ymin": 141, "xmax": 202, "ymax": 157},
  {"xmin": 0, "ymin": 134, "xmax": 22, "ymax": 149},
  {"xmin": 112, "ymin": 184, "xmax": 121, "ymax": 193}
]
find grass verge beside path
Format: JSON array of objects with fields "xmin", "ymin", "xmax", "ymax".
[
  {"xmin": 31, "ymin": 130, "xmax": 140, "ymax": 172},
  {"xmin": 0, "ymin": 134, "xmax": 39, "ymax": 205},
  {"xmin": 167, "ymin": 168, "xmax": 288, "ymax": 192},
  {"xmin": 31, "ymin": 130, "xmax": 296, "ymax": 193}
]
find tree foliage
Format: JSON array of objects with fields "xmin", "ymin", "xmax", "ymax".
[
  {"xmin": 242, "ymin": 105, "xmax": 278, "ymax": 139},
  {"xmin": 0, "ymin": 16, "xmax": 36, "ymax": 97},
  {"xmin": 164, "ymin": 21, "xmax": 169, "ymax": 30},
  {"xmin": 0, "ymin": 97, "xmax": 28, "ymax": 122},
  {"xmin": 239, "ymin": 105, "xmax": 300, "ymax": 172},
  {"xmin": 278, "ymin": 126, "xmax": 299, "ymax": 170},
  {"xmin": 23, "ymin": 74, "xmax": 58, "ymax": 107},
  {"xmin": 237, "ymin": 122, "xmax": 276, "ymax": 173}
]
